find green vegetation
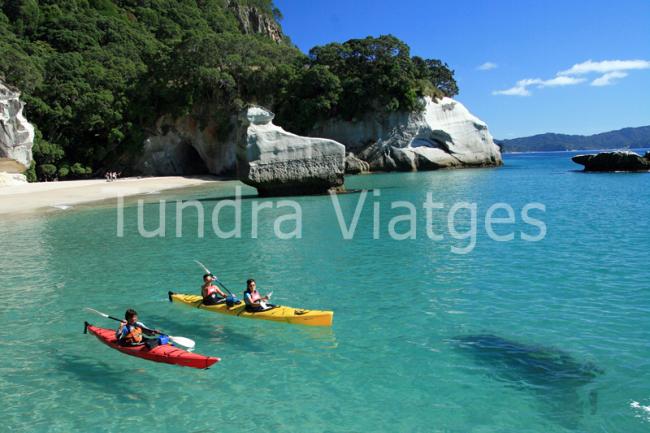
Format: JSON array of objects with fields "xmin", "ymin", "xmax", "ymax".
[
  {"xmin": 497, "ymin": 126, "xmax": 650, "ymax": 152},
  {"xmin": 277, "ymin": 35, "xmax": 458, "ymax": 132},
  {"xmin": 0, "ymin": 1, "xmax": 458, "ymax": 180}
]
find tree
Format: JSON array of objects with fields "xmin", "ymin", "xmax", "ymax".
[{"xmin": 0, "ymin": 3, "xmax": 459, "ymax": 180}]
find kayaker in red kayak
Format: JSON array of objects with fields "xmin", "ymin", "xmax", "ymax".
[
  {"xmin": 243, "ymin": 279, "xmax": 271, "ymax": 312},
  {"xmin": 201, "ymin": 273, "xmax": 228, "ymax": 305},
  {"xmin": 116, "ymin": 309, "xmax": 159, "ymax": 347}
]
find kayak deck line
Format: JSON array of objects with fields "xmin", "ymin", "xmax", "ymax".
[
  {"xmin": 168, "ymin": 291, "xmax": 334, "ymax": 327},
  {"xmin": 84, "ymin": 322, "xmax": 220, "ymax": 369}
]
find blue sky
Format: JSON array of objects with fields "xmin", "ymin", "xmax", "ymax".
[{"xmin": 274, "ymin": 0, "xmax": 650, "ymax": 138}]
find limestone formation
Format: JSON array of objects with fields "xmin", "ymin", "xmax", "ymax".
[
  {"xmin": 310, "ymin": 96, "xmax": 502, "ymax": 171},
  {"xmin": 1, "ymin": 80, "xmax": 34, "ymax": 176},
  {"xmin": 237, "ymin": 106, "xmax": 345, "ymax": 196}
]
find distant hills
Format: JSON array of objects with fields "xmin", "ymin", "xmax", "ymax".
[{"xmin": 496, "ymin": 126, "xmax": 650, "ymax": 153}]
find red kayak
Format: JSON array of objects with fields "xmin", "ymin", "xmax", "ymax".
[{"xmin": 85, "ymin": 323, "xmax": 220, "ymax": 369}]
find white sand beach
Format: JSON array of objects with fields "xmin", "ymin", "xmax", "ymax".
[{"xmin": 0, "ymin": 176, "xmax": 222, "ymax": 215}]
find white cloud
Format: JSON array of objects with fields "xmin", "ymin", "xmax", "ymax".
[
  {"xmin": 493, "ymin": 76, "xmax": 585, "ymax": 96},
  {"xmin": 478, "ymin": 62, "xmax": 497, "ymax": 71},
  {"xmin": 540, "ymin": 76, "xmax": 586, "ymax": 87},
  {"xmin": 492, "ymin": 78, "xmax": 539, "ymax": 96},
  {"xmin": 493, "ymin": 58, "xmax": 649, "ymax": 96},
  {"xmin": 591, "ymin": 71, "xmax": 629, "ymax": 86},
  {"xmin": 492, "ymin": 85, "xmax": 530, "ymax": 96},
  {"xmin": 559, "ymin": 59, "xmax": 650, "ymax": 76}
]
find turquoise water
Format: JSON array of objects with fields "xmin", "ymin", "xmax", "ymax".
[{"xmin": 1, "ymin": 152, "xmax": 649, "ymax": 432}]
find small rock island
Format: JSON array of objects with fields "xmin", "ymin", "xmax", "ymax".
[{"xmin": 572, "ymin": 151, "xmax": 650, "ymax": 172}]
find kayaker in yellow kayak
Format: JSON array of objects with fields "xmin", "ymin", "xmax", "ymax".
[
  {"xmin": 243, "ymin": 279, "xmax": 271, "ymax": 312},
  {"xmin": 116, "ymin": 309, "xmax": 159, "ymax": 347},
  {"xmin": 201, "ymin": 273, "xmax": 228, "ymax": 305}
]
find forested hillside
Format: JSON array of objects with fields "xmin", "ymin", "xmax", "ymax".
[
  {"xmin": 0, "ymin": 0, "xmax": 458, "ymax": 180},
  {"xmin": 497, "ymin": 126, "xmax": 650, "ymax": 153}
]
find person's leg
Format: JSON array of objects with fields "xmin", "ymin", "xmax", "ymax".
[{"xmin": 144, "ymin": 338, "xmax": 160, "ymax": 349}]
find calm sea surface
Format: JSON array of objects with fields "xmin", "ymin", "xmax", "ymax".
[{"xmin": 1, "ymin": 152, "xmax": 649, "ymax": 432}]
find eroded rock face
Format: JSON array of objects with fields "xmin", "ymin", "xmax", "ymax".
[
  {"xmin": 227, "ymin": 1, "xmax": 283, "ymax": 43},
  {"xmin": 0, "ymin": 80, "xmax": 34, "ymax": 173},
  {"xmin": 237, "ymin": 106, "xmax": 345, "ymax": 196},
  {"xmin": 345, "ymin": 152, "xmax": 370, "ymax": 174},
  {"xmin": 139, "ymin": 113, "xmax": 235, "ymax": 176},
  {"xmin": 310, "ymin": 96, "xmax": 502, "ymax": 171},
  {"xmin": 572, "ymin": 151, "xmax": 650, "ymax": 172}
]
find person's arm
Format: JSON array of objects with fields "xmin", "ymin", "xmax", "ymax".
[
  {"xmin": 115, "ymin": 322, "xmax": 125, "ymax": 339},
  {"xmin": 137, "ymin": 321, "xmax": 158, "ymax": 336},
  {"xmin": 216, "ymin": 287, "xmax": 227, "ymax": 298}
]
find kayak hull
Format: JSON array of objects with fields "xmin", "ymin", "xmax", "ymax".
[
  {"xmin": 168, "ymin": 292, "xmax": 334, "ymax": 327},
  {"xmin": 85, "ymin": 323, "xmax": 219, "ymax": 369}
]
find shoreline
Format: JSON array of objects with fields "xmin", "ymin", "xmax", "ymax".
[{"xmin": 0, "ymin": 175, "xmax": 224, "ymax": 215}]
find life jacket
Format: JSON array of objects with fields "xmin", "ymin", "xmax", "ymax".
[
  {"xmin": 245, "ymin": 289, "xmax": 261, "ymax": 305},
  {"xmin": 203, "ymin": 284, "xmax": 222, "ymax": 299},
  {"xmin": 121, "ymin": 324, "xmax": 143, "ymax": 344}
]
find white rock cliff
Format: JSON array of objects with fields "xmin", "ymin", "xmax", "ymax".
[
  {"xmin": 237, "ymin": 106, "xmax": 345, "ymax": 196},
  {"xmin": 1, "ymin": 80, "xmax": 34, "ymax": 183},
  {"xmin": 311, "ymin": 96, "xmax": 502, "ymax": 171},
  {"xmin": 139, "ymin": 113, "xmax": 236, "ymax": 176},
  {"xmin": 140, "ymin": 97, "xmax": 501, "ymax": 179}
]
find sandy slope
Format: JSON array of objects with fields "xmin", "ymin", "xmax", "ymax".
[{"xmin": 0, "ymin": 176, "xmax": 221, "ymax": 215}]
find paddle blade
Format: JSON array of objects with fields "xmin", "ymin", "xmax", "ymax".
[
  {"xmin": 84, "ymin": 307, "xmax": 108, "ymax": 318},
  {"xmin": 194, "ymin": 260, "xmax": 210, "ymax": 274},
  {"xmin": 169, "ymin": 335, "xmax": 196, "ymax": 351}
]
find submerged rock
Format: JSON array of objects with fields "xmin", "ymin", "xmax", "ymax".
[
  {"xmin": 453, "ymin": 334, "xmax": 603, "ymax": 428},
  {"xmin": 236, "ymin": 106, "xmax": 345, "ymax": 196},
  {"xmin": 310, "ymin": 96, "xmax": 502, "ymax": 171},
  {"xmin": 572, "ymin": 151, "xmax": 650, "ymax": 172},
  {"xmin": 454, "ymin": 334, "xmax": 603, "ymax": 387},
  {"xmin": 0, "ymin": 80, "xmax": 34, "ymax": 178}
]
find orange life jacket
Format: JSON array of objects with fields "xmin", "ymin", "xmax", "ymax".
[{"xmin": 122, "ymin": 325, "xmax": 143, "ymax": 344}]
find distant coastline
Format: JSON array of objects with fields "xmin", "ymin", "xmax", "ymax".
[
  {"xmin": 497, "ymin": 125, "xmax": 650, "ymax": 153},
  {"xmin": 503, "ymin": 147, "xmax": 650, "ymax": 155}
]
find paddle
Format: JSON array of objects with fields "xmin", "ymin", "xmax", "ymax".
[
  {"xmin": 194, "ymin": 260, "xmax": 233, "ymax": 295},
  {"xmin": 84, "ymin": 308, "xmax": 196, "ymax": 351},
  {"xmin": 194, "ymin": 260, "xmax": 275, "ymax": 308}
]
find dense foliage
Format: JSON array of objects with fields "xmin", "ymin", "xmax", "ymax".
[
  {"xmin": 0, "ymin": 0, "xmax": 458, "ymax": 180},
  {"xmin": 276, "ymin": 35, "xmax": 458, "ymax": 132}
]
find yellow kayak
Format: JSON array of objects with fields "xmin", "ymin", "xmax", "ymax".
[{"xmin": 168, "ymin": 291, "xmax": 334, "ymax": 327}]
